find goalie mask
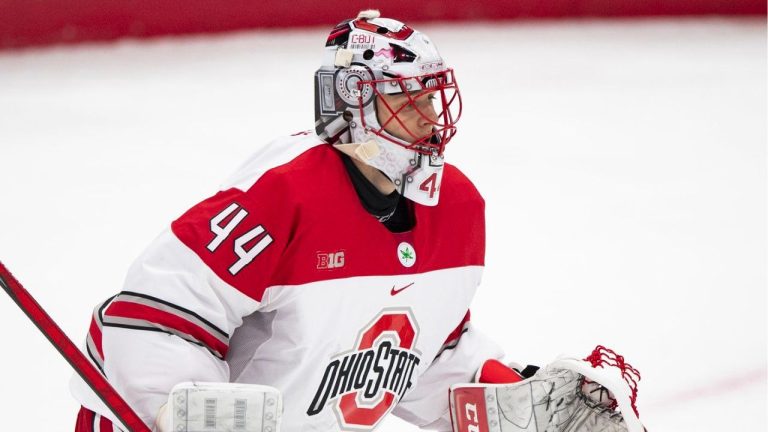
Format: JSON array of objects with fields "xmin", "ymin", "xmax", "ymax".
[{"xmin": 314, "ymin": 10, "xmax": 462, "ymax": 206}]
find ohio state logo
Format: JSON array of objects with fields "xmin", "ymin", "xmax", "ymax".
[{"xmin": 307, "ymin": 309, "xmax": 422, "ymax": 430}]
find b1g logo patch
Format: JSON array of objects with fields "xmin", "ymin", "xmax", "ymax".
[
  {"xmin": 317, "ymin": 250, "xmax": 345, "ymax": 270},
  {"xmin": 307, "ymin": 309, "xmax": 422, "ymax": 430}
]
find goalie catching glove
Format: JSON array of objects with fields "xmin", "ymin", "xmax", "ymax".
[{"xmin": 449, "ymin": 346, "xmax": 646, "ymax": 432}]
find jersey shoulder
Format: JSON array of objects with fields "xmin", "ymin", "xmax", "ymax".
[
  {"xmin": 440, "ymin": 162, "xmax": 484, "ymax": 207},
  {"xmin": 170, "ymin": 132, "xmax": 335, "ymax": 301},
  {"xmin": 221, "ymin": 131, "xmax": 327, "ymax": 193}
]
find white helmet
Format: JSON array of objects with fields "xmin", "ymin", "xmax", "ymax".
[{"xmin": 314, "ymin": 10, "xmax": 462, "ymax": 206}]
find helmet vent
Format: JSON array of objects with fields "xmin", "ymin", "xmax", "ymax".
[
  {"xmin": 325, "ymin": 21, "xmax": 352, "ymax": 47},
  {"xmin": 391, "ymin": 44, "xmax": 417, "ymax": 63}
]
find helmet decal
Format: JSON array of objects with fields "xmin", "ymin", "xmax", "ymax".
[{"xmin": 335, "ymin": 65, "xmax": 375, "ymax": 108}]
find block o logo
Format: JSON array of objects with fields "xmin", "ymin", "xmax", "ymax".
[{"xmin": 307, "ymin": 309, "xmax": 422, "ymax": 431}]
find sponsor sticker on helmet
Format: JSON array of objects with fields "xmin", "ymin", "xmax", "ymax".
[{"xmin": 349, "ymin": 33, "xmax": 376, "ymax": 50}]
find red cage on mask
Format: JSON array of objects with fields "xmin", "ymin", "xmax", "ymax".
[{"xmin": 357, "ymin": 68, "xmax": 462, "ymax": 156}]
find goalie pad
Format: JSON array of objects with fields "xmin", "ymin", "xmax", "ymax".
[
  {"xmin": 163, "ymin": 382, "xmax": 282, "ymax": 432},
  {"xmin": 449, "ymin": 347, "xmax": 645, "ymax": 432}
]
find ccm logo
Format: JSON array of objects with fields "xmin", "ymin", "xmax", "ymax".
[
  {"xmin": 317, "ymin": 251, "xmax": 345, "ymax": 269},
  {"xmin": 464, "ymin": 403, "xmax": 480, "ymax": 432},
  {"xmin": 452, "ymin": 387, "xmax": 488, "ymax": 432}
]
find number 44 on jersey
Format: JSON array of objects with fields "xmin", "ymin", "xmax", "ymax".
[{"xmin": 207, "ymin": 203, "xmax": 273, "ymax": 276}]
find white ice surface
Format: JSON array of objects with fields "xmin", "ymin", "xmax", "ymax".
[{"xmin": 0, "ymin": 18, "xmax": 765, "ymax": 431}]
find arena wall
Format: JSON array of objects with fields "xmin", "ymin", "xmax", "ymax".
[{"xmin": 1, "ymin": 0, "xmax": 765, "ymax": 50}]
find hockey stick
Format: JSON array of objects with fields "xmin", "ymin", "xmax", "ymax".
[{"xmin": 0, "ymin": 261, "xmax": 151, "ymax": 432}]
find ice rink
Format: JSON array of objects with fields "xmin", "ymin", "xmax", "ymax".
[{"xmin": 0, "ymin": 17, "xmax": 765, "ymax": 431}]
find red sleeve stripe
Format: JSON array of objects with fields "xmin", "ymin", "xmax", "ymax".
[
  {"xmin": 75, "ymin": 407, "xmax": 95, "ymax": 432},
  {"xmin": 75, "ymin": 407, "xmax": 123, "ymax": 432},
  {"xmin": 93, "ymin": 413, "xmax": 117, "ymax": 432},
  {"xmin": 85, "ymin": 332, "xmax": 104, "ymax": 374},
  {"xmin": 110, "ymin": 291, "xmax": 229, "ymax": 338},
  {"xmin": 434, "ymin": 310, "xmax": 471, "ymax": 360},
  {"xmin": 85, "ymin": 296, "xmax": 115, "ymax": 374},
  {"xmin": 103, "ymin": 292, "xmax": 230, "ymax": 359}
]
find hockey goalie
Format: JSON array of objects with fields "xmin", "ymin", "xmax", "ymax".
[{"xmin": 69, "ymin": 10, "xmax": 648, "ymax": 432}]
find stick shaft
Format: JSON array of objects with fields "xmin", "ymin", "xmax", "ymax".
[{"xmin": 0, "ymin": 261, "xmax": 150, "ymax": 432}]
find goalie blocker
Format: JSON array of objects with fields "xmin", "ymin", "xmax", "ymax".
[
  {"xmin": 449, "ymin": 347, "xmax": 646, "ymax": 432},
  {"xmin": 156, "ymin": 382, "xmax": 282, "ymax": 432}
]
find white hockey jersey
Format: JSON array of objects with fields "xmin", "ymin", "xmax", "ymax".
[{"xmin": 70, "ymin": 132, "xmax": 505, "ymax": 431}]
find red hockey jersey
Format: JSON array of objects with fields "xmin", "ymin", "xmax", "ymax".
[{"xmin": 70, "ymin": 132, "xmax": 504, "ymax": 431}]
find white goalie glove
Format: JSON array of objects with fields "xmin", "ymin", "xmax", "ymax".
[
  {"xmin": 449, "ymin": 346, "xmax": 646, "ymax": 432},
  {"xmin": 156, "ymin": 382, "xmax": 282, "ymax": 432}
]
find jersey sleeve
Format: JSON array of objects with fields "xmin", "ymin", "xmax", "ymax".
[
  {"xmin": 392, "ymin": 312, "xmax": 506, "ymax": 431},
  {"xmin": 73, "ymin": 170, "xmax": 297, "ymax": 427}
]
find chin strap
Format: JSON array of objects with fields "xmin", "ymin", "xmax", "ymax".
[{"xmin": 333, "ymin": 140, "xmax": 381, "ymax": 163}]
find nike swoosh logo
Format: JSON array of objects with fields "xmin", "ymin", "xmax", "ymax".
[{"xmin": 391, "ymin": 282, "xmax": 415, "ymax": 296}]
